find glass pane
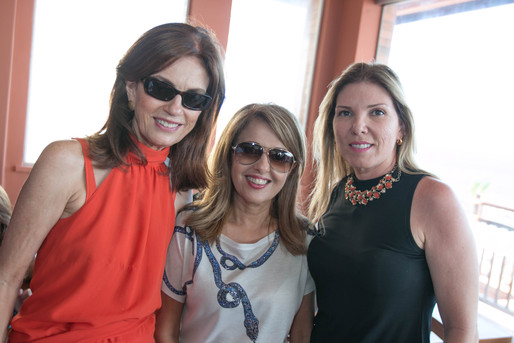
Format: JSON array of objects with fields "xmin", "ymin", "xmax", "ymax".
[
  {"xmin": 376, "ymin": 0, "xmax": 514, "ymax": 211},
  {"xmin": 216, "ymin": 0, "xmax": 322, "ymax": 139},
  {"xmin": 24, "ymin": 0, "xmax": 188, "ymax": 164}
]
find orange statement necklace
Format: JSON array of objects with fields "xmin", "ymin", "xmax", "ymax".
[{"xmin": 344, "ymin": 165, "xmax": 402, "ymax": 205}]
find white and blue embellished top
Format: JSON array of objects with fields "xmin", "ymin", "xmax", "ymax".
[{"xmin": 162, "ymin": 211, "xmax": 315, "ymax": 343}]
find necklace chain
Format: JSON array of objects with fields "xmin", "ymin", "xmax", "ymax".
[{"xmin": 344, "ymin": 165, "xmax": 401, "ymax": 206}]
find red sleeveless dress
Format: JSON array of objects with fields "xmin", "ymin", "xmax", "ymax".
[{"xmin": 9, "ymin": 138, "xmax": 176, "ymax": 342}]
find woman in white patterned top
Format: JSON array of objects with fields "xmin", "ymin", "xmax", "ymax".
[{"xmin": 155, "ymin": 103, "xmax": 314, "ymax": 343}]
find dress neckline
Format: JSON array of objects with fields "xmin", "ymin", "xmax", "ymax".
[
  {"xmin": 219, "ymin": 230, "xmax": 278, "ymax": 248},
  {"xmin": 127, "ymin": 137, "xmax": 170, "ymax": 165}
]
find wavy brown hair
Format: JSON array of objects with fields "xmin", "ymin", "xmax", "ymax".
[
  {"xmin": 186, "ymin": 103, "xmax": 311, "ymax": 255},
  {"xmin": 87, "ymin": 23, "xmax": 225, "ymax": 192}
]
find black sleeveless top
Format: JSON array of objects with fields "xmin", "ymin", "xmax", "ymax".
[{"xmin": 307, "ymin": 172, "xmax": 435, "ymax": 343}]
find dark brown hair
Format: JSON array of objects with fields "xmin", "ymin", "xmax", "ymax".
[{"xmin": 87, "ymin": 23, "xmax": 225, "ymax": 192}]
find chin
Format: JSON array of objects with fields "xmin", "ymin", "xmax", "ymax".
[{"xmin": 153, "ymin": 135, "xmax": 183, "ymax": 150}]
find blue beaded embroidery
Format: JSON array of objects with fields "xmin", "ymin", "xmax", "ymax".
[
  {"xmin": 216, "ymin": 230, "xmax": 280, "ymax": 270},
  {"xmin": 164, "ymin": 226, "xmax": 281, "ymax": 342},
  {"xmin": 203, "ymin": 241, "xmax": 261, "ymax": 342},
  {"xmin": 163, "ymin": 225, "xmax": 202, "ymax": 296}
]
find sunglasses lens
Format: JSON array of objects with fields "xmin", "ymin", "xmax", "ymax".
[
  {"xmin": 233, "ymin": 142, "xmax": 295, "ymax": 173},
  {"xmin": 142, "ymin": 77, "xmax": 212, "ymax": 110},
  {"xmin": 234, "ymin": 142, "xmax": 262, "ymax": 165},
  {"xmin": 269, "ymin": 149, "xmax": 295, "ymax": 172},
  {"xmin": 143, "ymin": 78, "xmax": 176, "ymax": 101},
  {"xmin": 182, "ymin": 93, "xmax": 212, "ymax": 111}
]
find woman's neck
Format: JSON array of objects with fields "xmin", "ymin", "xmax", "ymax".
[{"xmin": 222, "ymin": 208, "xmax": 276, "ymax": 244}]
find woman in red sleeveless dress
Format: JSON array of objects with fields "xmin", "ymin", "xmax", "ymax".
[{"xmin": 0, "ymin": 22, "xmax": 225, "ymax": 343}]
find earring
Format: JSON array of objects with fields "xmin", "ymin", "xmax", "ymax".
[
  {"xmin": 396, "ymin": 137, "xmax": 403, "ymax": 146},
  {"xmin": 128, "ymin": 100, "xmax": 135, "ymax": 111}
]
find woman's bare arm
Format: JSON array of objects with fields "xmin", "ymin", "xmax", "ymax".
[
  {"xmin": 154, "ymin": 292, "xmax": 184, "ymax": 343},
  {"xmin": 0, "ymin": 140, "xmax": 86, "ymax": 340},
  {"xmin": 412, "ymin": 177, "xmax": 479, "ymax": 343},
  {"xmin": 289, "ymin": 291, "xmax": 315, "ymax": 343}
]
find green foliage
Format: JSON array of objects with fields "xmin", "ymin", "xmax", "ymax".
[{"xmin": 471, "ymin": 181, "xmax": 490, "ymax": 197}]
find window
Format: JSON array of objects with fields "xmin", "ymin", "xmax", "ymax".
[
  {"xmin": 216, "ymin": 0, "xmax": 323, "ymax": 139},
  {"xmin": 24, "ymin": 0, "xmax": 324, "ymax": 162},
  {"xmin": 24, "ymin": 0, "xmax": 188, "ymax": 164},
  {"xmin": 376, "ymin": 0, "xmax": 514, "ymax": 211}
]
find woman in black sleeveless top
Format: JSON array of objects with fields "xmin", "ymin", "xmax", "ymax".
[{"xmin": 307, "ymin": 62, "xmax": 479, "ymax": 343}]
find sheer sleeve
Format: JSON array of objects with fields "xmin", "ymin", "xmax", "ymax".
[{"xmin": 161, "ymin": 212, "xmax": 196, "ymax": 303}]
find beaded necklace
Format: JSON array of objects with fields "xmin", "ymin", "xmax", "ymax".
[{"xmin": 344, "ymin": 165, "xmax": 402, "ymax": 205}]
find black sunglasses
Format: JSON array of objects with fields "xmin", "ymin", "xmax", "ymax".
[
  {"xmin": 141, "ymin": 77, "xmax": 212, "ymax": 111},
  {"xmin": 232, "ymin": 141, "xmax": 296, "ymax": 173}
]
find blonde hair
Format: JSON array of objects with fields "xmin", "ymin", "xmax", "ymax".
[
  {"xmin": 308, "ymin": 62, "xmax": 432, "ymax": 223},
  {"xmin": 0, "ymin": 186, "xmax": 12, "ymax": 241},
  {"xmin": 186, "ymin": 103, "xmax": 311, "ymax": 255}
]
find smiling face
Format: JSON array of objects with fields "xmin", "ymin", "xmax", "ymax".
[
  {"xmin": 125, "ymin": 55, "xmax": 210, "ymax": 150},
  {"xmin": 231, "ymin": 119, "xmax": 291, "ymax": 210},
  {"xmin": 333, "ymin": 81, "xmax": 404, "ymax": 180}
]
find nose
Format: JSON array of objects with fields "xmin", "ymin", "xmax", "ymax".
[
  {"xmin": 164, "ymin": 94, "xmax": 184, "ymax": 113},
  {"xmin": 253, "ymin": 152, "xmax": 271, "ymax": 172},
  {"xmin": 351, "ymin": 114, "xmax": 368, "ymax": 134}
]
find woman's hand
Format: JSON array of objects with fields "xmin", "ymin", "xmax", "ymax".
[{"xmin": 14, "ymin": 288, "xmax": 32, "ymax": 314}]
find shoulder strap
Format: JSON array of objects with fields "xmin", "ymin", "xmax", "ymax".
[{"xmin": 75, "ymin": 138, "xmax": 96, "ymax": 199}]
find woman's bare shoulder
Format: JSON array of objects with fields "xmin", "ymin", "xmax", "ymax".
[
  {"xmin": 411, "ymin": 176, "xmax": 469, "ymax": 248},
  {"xmin": 414, "ymin": 176, "xmax": 457, "ymax": 207},
  {"xmin": 28, "ymin": 140, "xmax": 87, "ymax": 213},
  {"xmin": 37, "ymin": 139, "xmax": 85, "ymax": 167}
]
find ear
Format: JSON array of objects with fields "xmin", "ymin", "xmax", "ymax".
[
  {"xmin": 126, "ymin": 81, "xmax": 137, "ymax": 103},
  {"xmin": 398, "ymin": 120, "xmax": 406, "ymax": 141}
]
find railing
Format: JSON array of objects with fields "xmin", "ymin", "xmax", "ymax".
[
  {"xmin": 479, "ymin": 248, "xmax": 514, "ymax": 316},
  {"xmin": 474, "ymin": 197, "xmax": 514, "ymax": 232},
  {"xmin": 474, "ymin": 196, "xmax": 514, "ymax": 315}
]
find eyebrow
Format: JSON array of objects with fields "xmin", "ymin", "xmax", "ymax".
[
  {"xmin": 335, "ymin": 104, "xmax": 387, "ymax": 109},
  {"xmin": 335, "ymin": 103, "xmax": 391, "ymax": 111},
  {"xmin": 368, "ymin": 103, "xmax": 389, "ymax": 108}
]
